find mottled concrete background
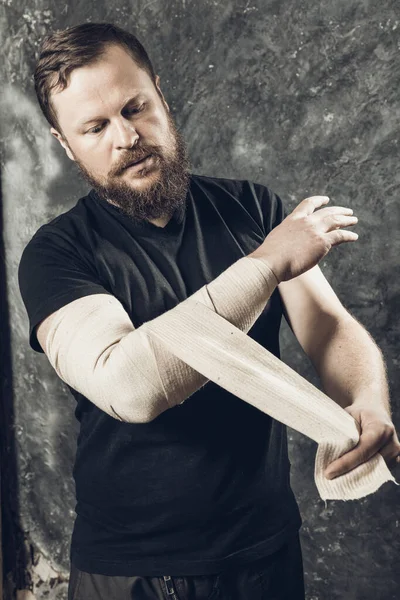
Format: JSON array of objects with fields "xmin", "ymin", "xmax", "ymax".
[{"xmin": 1, "ymin": 0, "xmax": 399, "ymax": 598}]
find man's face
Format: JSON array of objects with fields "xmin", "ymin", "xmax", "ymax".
[{"xmin": 50, "ymin": 43, "xmax": 191, "ymax": 223}]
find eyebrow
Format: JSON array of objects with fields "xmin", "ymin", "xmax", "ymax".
[{"xmin": 76, "ymin": 94, "xmax": 143, "ymax": 129}]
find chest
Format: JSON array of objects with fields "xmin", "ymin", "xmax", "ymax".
[{"xmin": 86, "ymin": 200, "xmax": 273, "ymax": 330}]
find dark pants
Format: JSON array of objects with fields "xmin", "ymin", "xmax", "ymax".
[{"xmin": 68, "ymin": 532, "xmax": 305, "ymax": 600}]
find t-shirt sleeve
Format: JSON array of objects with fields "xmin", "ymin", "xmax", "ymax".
[
  {"xmin": 18, "ymin": 228, "xmax": 113, "ymax": 354},
  {"xmin": 251, "ymin": 181, "xmax": 290, "ymax": 234}
]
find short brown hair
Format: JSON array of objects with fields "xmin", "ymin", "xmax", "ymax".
[{"xmin": 34, "ymin": 22, "xmax": 158, "ymax": 135}]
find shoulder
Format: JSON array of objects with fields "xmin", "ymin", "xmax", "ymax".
[
  {"xmin": 189, "ymin": 173, "xmax": 287, "ymax": 232},
  {"xmin": 21, "ymin": 192, "xmax": 93, "ymax": 252},
  {"xmin": 190, "ymin": 172, "xmax": 258, "ymax": 197},
  {"xmin": 190, "ymin": 172, "xmax": 278, "ymax": 203},
  {"xmin": 18, "ymin": 192, "xmax": 97, "ymax": 289}
]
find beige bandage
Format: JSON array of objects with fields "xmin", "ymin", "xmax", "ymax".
[
  {"xmin": 44, "ymin": 255, "xmax": 398, "ymax": 501},
  {"xmin": 45, "ymin": 256, "xmax": 278, "ymax": 422},
  {"xmin": 144, "ymin": 300, "xmax": 398, "ymax": 501}
]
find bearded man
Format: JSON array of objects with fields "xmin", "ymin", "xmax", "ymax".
[{"xmin": 18, "ymin": 21, "xmax": 400, "ymax": 600}]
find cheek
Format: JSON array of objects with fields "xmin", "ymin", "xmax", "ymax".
[
  {"xmin": 143, "ymin": 118, "xmax": 164, "ymax": 141},
  {"xmin": 79, "ymin": 142, "xmax": 111, "ymax": 171},
  {"xmin": 145, "ymin": 109, "xmax": 171, "ymax": 140}
]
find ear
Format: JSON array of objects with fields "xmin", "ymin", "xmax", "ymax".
[
  {"xmin": 50, "ymin": 127, "xmax": 76, "ymax": 162},
  {"xmin": 154, "ymin": 74, "xmax": 170, "ymax": 113}
]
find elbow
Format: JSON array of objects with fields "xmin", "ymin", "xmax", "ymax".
[{"xmin": 109, "ymin": 390, "xmax": 171, "ymax": 424}]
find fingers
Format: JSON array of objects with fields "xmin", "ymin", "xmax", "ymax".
[
  {"xmin": 292, "ymin": 195, "xmax": 360, "ymax": 247},
  {"xmin": 315, "ymin": 210, "xmax": 359, "ymax": 247},
  {"xmin": 379, "ymin": 432, "xmax": 400, "ymax": 469},
  {"xmin": 325, "ymin": 421, "xmax": 398, "ymax": 479},
  {"xmin": 294, "ymin": 195, "xmax": 330, "ymax": 216},
  {"xmin": 314, "ymin": 205, "xmax": 354, "ymax": 216},
  {"xmin": 327, "ymin": 229, "xmax": 359, "ymax": 247},
  {"xmin": 324, "ymin": 214, "xmax": 359, "ymax": 231},
  {"xmin": 294, "ymin": 196, "xmax": 356, "ymax": 222},
  {"xmin": 319, "ymin": 211, "xmax": 359, "ymax": 247},
  {"xmin": 325, "ymin": 428, "xmax": 387, "ymax": 479}
]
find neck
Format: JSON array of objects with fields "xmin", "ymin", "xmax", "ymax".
[{"xmin": 148, "ymin": 214, "xmax": 172, "ymax": 228}]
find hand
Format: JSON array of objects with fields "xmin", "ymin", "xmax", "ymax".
[
  {"xmin": 324, "ymin": 403, "xmax": 400, "ymax": 479},
  {"xmin": 249, "ymin": 195, "xmax": 359, "ymax": 283}
]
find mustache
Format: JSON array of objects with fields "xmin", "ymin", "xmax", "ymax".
[{"xmin": 112, "ymin": 147, "xmax": 161, "ymax": 176}]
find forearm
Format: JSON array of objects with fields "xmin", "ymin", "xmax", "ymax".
[
  {"xmin": 116, "ymin": 255, "xmax": 278, "ymax": 417},
  {"xmin": 42, "ymin": 255, "xmax": 398, "ymax": 501},
  {"xmin": 46, "ymin": 255, "xmax": 278, "ymax": 422},
  {"xmin": 310, "ymin": 316, "xmax": 391, "ymax": 416}
]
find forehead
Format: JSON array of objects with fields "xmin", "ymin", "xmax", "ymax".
[{"xmin": 51, "ymin": 44, "xmax": 155, "ymax": 128}]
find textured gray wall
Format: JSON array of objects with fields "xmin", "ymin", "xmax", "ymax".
[{"xmin": 1, "ymin": 1, "xmax": 399, "ymax": 598}]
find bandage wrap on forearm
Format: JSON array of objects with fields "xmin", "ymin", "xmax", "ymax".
[
  {"xmin": 44, "ymin": 254, "xmax": 398, "ymax": 500},
  {"xmin": 45, "ymin": 255, "xmax": 278, "ymax": 422},
  {"xmin": 143, "ymin": 300, "xmax": 398, "ymax": 500}
]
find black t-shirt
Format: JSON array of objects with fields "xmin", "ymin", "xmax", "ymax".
[{"xmin": 18, "ymin": 172, "xmax": 302, "ymax": 576}]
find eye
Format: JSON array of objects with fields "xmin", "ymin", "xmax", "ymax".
[
  {"xmin": 87, "ymin": 123, "xmax": 106, "ymax": 135},
  {"xmin": 124, "ymin": 103, "xmax": 145, "ymax": 116},
  {"xmin": 85, "ymin": 104, "xmax": 145, "ymax": 135}
]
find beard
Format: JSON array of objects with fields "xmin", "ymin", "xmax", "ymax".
[{"xmin": 73, "ymin": 111, "xmax": 192, "ymax": 223}]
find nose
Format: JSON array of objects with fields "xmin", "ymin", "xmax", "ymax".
[{"xmin": 114, "ymin": 117, "xmax": 139, "ymax": 150}]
